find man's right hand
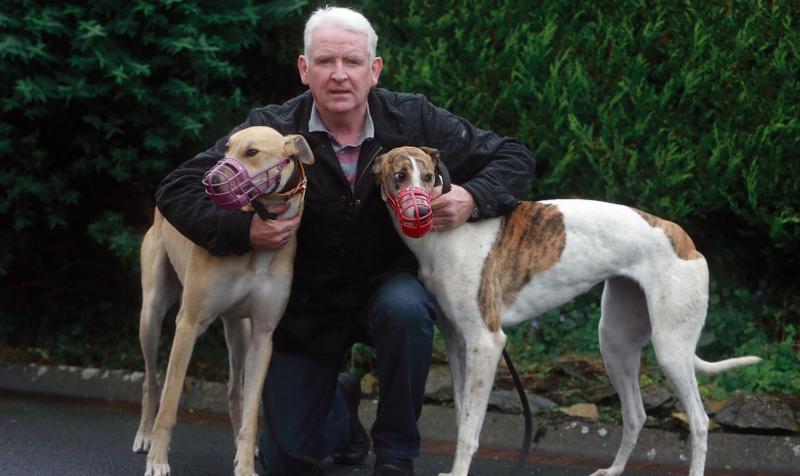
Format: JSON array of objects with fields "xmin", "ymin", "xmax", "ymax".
[{"xmin": 249, "ymin": 203, "xmax": 300, "ymax": 250}]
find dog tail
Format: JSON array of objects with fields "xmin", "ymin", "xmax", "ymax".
[{"xmin": 694, "ymin": 355, "xmax": 762, "ymax": 376}]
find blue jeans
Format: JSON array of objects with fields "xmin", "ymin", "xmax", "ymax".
[{"xmin": 259, "ymin": 273, "xmax": 437, "ymax": 475}]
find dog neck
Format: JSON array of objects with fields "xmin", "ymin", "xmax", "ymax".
[
  {"xmin": 254, "ymin": 193, "xmax": 304, "ymax": 221},
  {"xmin": 388, "ymin": 208, "xmax": 442, "ymax": 258}
]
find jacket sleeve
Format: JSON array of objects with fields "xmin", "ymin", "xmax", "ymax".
[
  {"xmin": 419, "ymin": 99, "xmax": 535, "ymax": 219},
  {"xmin": 155, "ymin": 119, "xmax": 255, "ymax": 256}
]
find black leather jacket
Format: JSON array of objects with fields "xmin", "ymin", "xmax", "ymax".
[{"xmin": 156, "ymin": 88, "xmax": 535, "ymax": 353}]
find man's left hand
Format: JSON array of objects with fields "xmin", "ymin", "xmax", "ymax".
[{"xmin": 431, "ymin": 184, "xmax": 475, "ymax": 231}]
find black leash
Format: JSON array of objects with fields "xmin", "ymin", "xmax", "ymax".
[
  {"xmin": 502, "ymin": 348, "xmax": 534, "ymax": 476},
  {"xmin": 465, "ymin": 350, "xmax": 535, "ymax": 476}
]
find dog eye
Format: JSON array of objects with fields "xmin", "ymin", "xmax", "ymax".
[
  {"xmin": 245, "ymin": 148, "xmax": 258, "ymax": 157},
  {"xmin": 393, "ymin": 171, "xmax": 406, "ymax": 182},
  {"xmin": 423, "ymin": 172, "xmax": 434, "ymax": 182}
]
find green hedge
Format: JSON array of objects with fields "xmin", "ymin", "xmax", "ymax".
[
  {"xmin": 0, "ymin": 1, "xmax": 797, "ymax": 376},
  {"xmin": 362, "ymin": 0, "xmax": 799, "ymax": 393},
  {"xmin": 365, "ymin": 0, "xmax": 799, "ymax": 299},
  {"xmin": 0, "ymin": 0, "xmax": 308, "ymax": 364}
]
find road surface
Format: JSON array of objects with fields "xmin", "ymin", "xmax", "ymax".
[{"xmin": 0, "ymin": 390, "xmax": 705, "ymax": 476}]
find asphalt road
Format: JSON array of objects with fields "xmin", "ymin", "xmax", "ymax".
[{"xmin": 0, "ymin": 390, "xmax": 678, "ymax": 476}]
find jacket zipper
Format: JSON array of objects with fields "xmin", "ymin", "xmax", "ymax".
[
  {"xmin": 343, "ymin": 145, "xmax": 383, "ymax": 222},
  {"xmin": 354, "ymin": 144, "xmax": 384, "ymax": 191}
]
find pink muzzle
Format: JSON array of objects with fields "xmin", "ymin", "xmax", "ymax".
[
  {"xmin": 203, "ymin": 157, "xmax": 291, "ymax": 209},
  {"xmin": 386, "ymin": 186, "xmax": 433, "ymax": 238}
]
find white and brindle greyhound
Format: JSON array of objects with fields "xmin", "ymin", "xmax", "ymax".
[
  {"xmin": 373, "ymin": 146, "xmax": 760, "ymax": 476},
  {"xmin": 133, "ymin": 126, "xmax": 313, "ymax": 476}
]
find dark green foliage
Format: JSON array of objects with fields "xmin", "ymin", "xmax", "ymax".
[
  {"xmin": 361, "ymin": 0, "xmax": 799, "ymax": 394},
  {"xmin": 364, "ymin": 0, "xmax": 800, "ymax": 299},
  {"xmin": 1, "ymin": 1, "xmax": 797, "ymax": 395},
  {"xmin": 0, "ymin": 0, "xmax": 307, "ymax": 364}
]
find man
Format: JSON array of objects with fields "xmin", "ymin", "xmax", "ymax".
[{"xmin": 156, "ymin": 6, "xmax": 535, "ymax": 476}]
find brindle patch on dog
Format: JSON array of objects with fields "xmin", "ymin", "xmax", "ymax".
[
  {"xmin": 477, "ymin": 202, "xmax": 566, "ymax": 331},
  {"xmin": 633, "ymin": 209, "xmax": 702, "ymax": 260}
]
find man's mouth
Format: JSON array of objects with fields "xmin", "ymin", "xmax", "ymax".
[{"xmin": 329, "ymin": 89, "xmax": 350, "ymax": 96}]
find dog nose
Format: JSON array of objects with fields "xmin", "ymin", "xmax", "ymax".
[
  {"xmin": 404, "ymin": 205, "xmax": 430, "ymax": 218},
  {"xmin": 209, "ymin": 174, "xmax": 223, "ymax": 185}
]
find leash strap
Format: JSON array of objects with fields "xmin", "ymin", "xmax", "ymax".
[
  {"xmin": 251, "ymin": 201, "xmax": 278, "ymax": 220},
  {"xmin": 436, "ymin": 161, "xmax": 451, "ymax": 194},
  {"xmin": 465, "ymin": 350, "xmax": 535, "ymax": 476},
  {"xmin": 502, "ymin": 348, "xmax": 534, "ymax": 476}
]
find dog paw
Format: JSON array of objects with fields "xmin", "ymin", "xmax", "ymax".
[
  {"xmin": 145, "ymin": 462, "xmax": 171, "ymax": 476},
  {"xmin": 234, "ymin": 460, "xmax": 257, "ymax": 476},
  {"xmin": 234, "ymin": 466, "xmax": 257, "ymax": 476},
  {"xmin": 132, "ymin": 433, "xmax": 152, "ymax": 453},
  {"xmin": 589, "ymin": 469, "xmax": 621, "ymax": 476}
]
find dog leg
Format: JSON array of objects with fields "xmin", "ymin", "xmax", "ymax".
[
  {"xmin": 649, "ymin": 262, "xmax": 710, "ymax": 476},
  {"xmin": 222, "ymin": 316, "xmax": 250, "ymax": 448},
  {"xmin": 134, "ymin": 229, "xmax": 180, "ymax": 454},
  {"xmin": 441, "ymin": 329, "xmax": 506, "ymax": 476},
  {"xmin": 438, "ymin": 317, "xmax": 466, "ymax": 424},
  {"xmin": 233, "ymin": 318, "xmax": 276, "ymax": 476},
  {"xmin": 651, "ymin": 305, "xmax": 709, "ymax": 473},
  {"xmin": 591, "ymin": 278, "xmax": 651, "ymax": 476},
  {"xmin": 654, "ymin": 339, "xmax": 708, "ymax": 476},
  {"xmin": 145, "ymin": 308, "xmax": 210, "ymax": 476}
]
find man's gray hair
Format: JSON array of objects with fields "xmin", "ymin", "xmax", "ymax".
[{"xmin": 303, "ymin": 6, "xmax": 378, "ymax": 60}]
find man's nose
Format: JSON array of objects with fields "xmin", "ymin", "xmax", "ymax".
[{"xmin": 331, "ymin": 60, "xmax": 347, "ymax": 81}]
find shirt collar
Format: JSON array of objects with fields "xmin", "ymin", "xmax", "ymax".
[{"xmin": 308, "ymin": 103, "xmax": 375, "ymax": 151}]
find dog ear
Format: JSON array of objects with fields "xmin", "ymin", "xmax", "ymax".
[
  {"xmin": 419, "ymin": 146, "xmax": 440, "ymax": 166},
  {"xmin": 372, "ymin": 153, "xmax": 388, "ymax": 181},
  {"xmin": 284, "ymin": 134, "xmax": 315, "ymax": 165}
]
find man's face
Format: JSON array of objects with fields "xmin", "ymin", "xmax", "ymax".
[{"xmin": 298, "ymin": 24, "xmax": 382, "ymax": 120}]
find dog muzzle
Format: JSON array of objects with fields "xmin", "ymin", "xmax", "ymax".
[
  {"xmin": 202, "ymin": 157, "xmax": 290, "ymax": 209},
  {"xmin": 386, "ymin": 186, "xmax": 433, "ymax": 238}
]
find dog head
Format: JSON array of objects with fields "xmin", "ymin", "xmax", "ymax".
[
  {"xmin": 372, "ymin": 146, "xmax": 440, "ymax": 238},
  {"xmin": 204, "ymin": 126, "xmax": 314, "ymax": 214}
]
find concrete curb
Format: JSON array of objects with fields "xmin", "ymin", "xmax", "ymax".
[{"xmin": 2, "ymin": 362, "xmax": 799, "ymax": 474}]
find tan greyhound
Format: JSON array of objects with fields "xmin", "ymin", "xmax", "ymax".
[
  {"xmin": 373, "ymin": 146, "xmax": 760, "ymax": 476},
  {"xmin": 132, "ymin": 126, "xmax": 313, "ymax": 476}
]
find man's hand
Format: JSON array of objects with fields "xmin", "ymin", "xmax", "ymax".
[
  {"xmin": 431, "ymin": 184, "xmax": 475, "ymax": 231},
  {"xmin": 249, "ymin": 203, "xmax": 300, "ymax": 250}
]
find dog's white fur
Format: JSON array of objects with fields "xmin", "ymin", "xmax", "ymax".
[
  {"xmin": 373, "ymin": 146, "xmax": 760, "ymax": 476},
  {"xmin": 133, "ymin": 126, "xmax": 313, "ymax": 476}
]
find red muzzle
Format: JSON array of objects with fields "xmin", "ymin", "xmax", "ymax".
[{"xmin": 386, "ymin": 186, "xmax": 433, "ymax": 238}]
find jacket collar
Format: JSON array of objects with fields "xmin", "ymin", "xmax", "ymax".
[{"xmin": 298, "ymin": 89, "xmax": 407, "ymax": 148}]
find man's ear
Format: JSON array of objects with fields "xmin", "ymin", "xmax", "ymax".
[
  {"xmin": 297, "ymin": 55, "xmax": 310, "ymax": 85},
  {"xmin": 284, "ymin": 134, "xmax": 315, "ymax": 165}
]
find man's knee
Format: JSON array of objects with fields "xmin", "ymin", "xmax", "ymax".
[{"xmin": 368, "ymin": 273, "xmax": 435, "ymax": 336}]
